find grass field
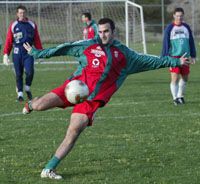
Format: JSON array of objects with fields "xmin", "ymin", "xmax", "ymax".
[{"xmin": 0, "ymin": 43, "xmax": 200, "ymax": 184}]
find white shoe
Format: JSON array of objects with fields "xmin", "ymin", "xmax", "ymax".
[{"xmin": 40, "ymin": 169, "xmax": 62, "ymax": 180}]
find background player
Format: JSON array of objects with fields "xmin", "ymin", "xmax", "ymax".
[
  {"xmin": 161, "ymin": 7, "xmax": 196, "ymax": 105},
  {"xmin": 82, "ymin": 12, "xmax": 98, "ymax": 40},
  {"xmin": 3, "ymin": 5, "xmax": 43, "ymax": 102},
  {"xmin": 23, "ymin": 18, "xmax": 190, "ymax": 180}
]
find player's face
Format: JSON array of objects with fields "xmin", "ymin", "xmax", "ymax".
[
  {"xmin": 173, "ymin": 12, "xmax": 184, "ymax": 25},
  {"xmin": 81, "ymin": 15, "xmax": 87, "ymax": 23},
  {"xmin": 17, "ymin": 9, "xmax": 26, "ymax": 21},
  {"xmin": 98, "ymin": 23, "xmax": 114, "ymax": 45}
]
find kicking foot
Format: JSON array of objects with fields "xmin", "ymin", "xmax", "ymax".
[{"xmin": 22, "ymin": 101, "xmax": 33, "ymax": 114}]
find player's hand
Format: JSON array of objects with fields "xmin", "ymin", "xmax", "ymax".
[
  {"xmin": 3, "ymin": 54, "xmax": 11, "ymax": 66},
  {"xmin": 191, "ymin": 58, "xmax": 196, "ymax": 64},
  {"xmin": 180, "ymin": 53, "xmax": 190, "ymax": 66},
  {"xmin": 23, "ymin": 42, "xmax": 32, "ymax": 53}
]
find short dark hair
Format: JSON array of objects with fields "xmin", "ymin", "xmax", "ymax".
[
  {"xmin": 98, "ymin": 18, "xmax": 115, "ymax": 32},
  {"xmin": 16, "ymin": 5, "xmax": 27, "ymax": 12},
  {"xmin": 173, "ymin": 7, "xmax": 184, "ymax": 14},
  {"xmin": 82, "ymin": 12, "xmax": 92, "ymax": 20}
]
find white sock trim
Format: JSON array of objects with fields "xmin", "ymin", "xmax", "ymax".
[
  {"xmin": 18, "ymin": 91, "xmax": 23, "ymax": 97},
  {"xmin": 25, "ymin": 85, "xmax": 30, "ymax": 92}
]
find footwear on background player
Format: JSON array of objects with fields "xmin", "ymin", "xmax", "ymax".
[
  {"xmin": 3, "ymin": 5, "xmax": 43, "ymax": 102},
  {"xmin": 23, "ymin": 18, "xmax": 191, "ymax": 180},
  {"xmin": 82, "ymin": 12, "xmax": 98, "ymax": 40},
  {"xmin": 161, "ymin": 7, "xmax": 196, "ymax": 105}
]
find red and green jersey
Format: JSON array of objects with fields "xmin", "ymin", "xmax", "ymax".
[
  {"xmin": 83, "ymin": 20, "xmax": 98, "ymax": 40},
  {"xmin": 30, "ymin": 37, "xmax": 181, "ymax": 106}
]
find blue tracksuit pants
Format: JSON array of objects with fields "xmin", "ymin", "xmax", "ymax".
[{"xmin": 13, "ymin": 48, "xmax": 34, "ymax": 92}]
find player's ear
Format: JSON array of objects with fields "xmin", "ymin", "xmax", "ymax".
[{"xmin": 112, "ymin": 29, "xmax": 116, "ymax": 36}]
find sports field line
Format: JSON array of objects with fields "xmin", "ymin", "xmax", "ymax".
[
  {"xmin": 0, "ymin": 102, "xmax": 199, "ymax": 119},
  {"xmin": 1, "ymin": 111, "xmax": 200, "ymax": 119}
]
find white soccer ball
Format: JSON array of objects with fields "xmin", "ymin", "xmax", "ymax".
[{"xmin": 65, "ymin": 80, "xmax": 89, "ymax": 104}]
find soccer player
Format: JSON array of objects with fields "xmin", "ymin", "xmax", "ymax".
[
  {"xmin": 23, "ymin": 18, "xmax": 190, "ymax": 180},
  {"xmin": 3, "ymin": 5, "xmax": 43, "ymax": 102},
  {"xmin": 161, "ymin": 7, "xmax": 196, "ymax": 105},
  {"xmin": 82, "ymin": 12, "xmax": 98, "ymax": 39}
]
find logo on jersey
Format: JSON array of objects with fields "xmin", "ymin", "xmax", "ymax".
[
  {"xmin": 114, "ymin": 51, "xmax": 119, "ymax": 58},
  {"xmin": 92, "ymin": 58, "xmax": 100, "ymax": 68},
  {"xmin": 91, "ymin": 47, "xmax": 105, "ymax": 57},
  {"xmin": 14, "ymin": 32, "xmax": 23, "ymax": 43},
  {"xmin": 14, "ymin": 47, "xmax": 19, "ymax": 54}
]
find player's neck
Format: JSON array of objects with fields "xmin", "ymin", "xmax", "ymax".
[
  {"xmin": 18, "ymin": 17, "xmax": 28, "ymax": 22},
  {"xmin": 174, "ymin": 21, "xmax": 182, "ymax": 26},
  {"xmin": 87, "ymin": 20, "xmax": 92, "ymax": 25}
]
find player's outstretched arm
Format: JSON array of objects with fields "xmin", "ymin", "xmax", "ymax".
[
  {"xmin": 126, "ymin": 49, "xmax": 191, "ymax": 74},
  {"xmin": 24, "ymin": 40, "xmax": 89, "ymax": 59}
]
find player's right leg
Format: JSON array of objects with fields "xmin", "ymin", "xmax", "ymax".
[
  {"xmin": 169, "ymin": 68, "xmax": 180, "ymax": 105},
  {"xmin": 22, "ymin": 92, "xmax": 65, "ymax": 114},
  {"xmin": 23, "ymin": 81, "xmax": 72, "ymax": 114},
  {"xmin": 13, "ymin": 54, "xmax": 24, "ymax": 102}
]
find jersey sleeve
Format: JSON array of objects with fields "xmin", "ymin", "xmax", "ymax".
[
  {"xmin": 3, "ymin": 23, "xmax": 13, "ymax": 55},
  {"xmin": 126, "ymin": 48, "xmax": 181, "ymax": 74},
  {"xmin": 161, "ymin": 24, "xmax": 173, "ymax": 56},
  {"xmin": 92, "ymin": 24, "xmax": 98, "ymax": 38},
  {"xmin": 184, "ymin": 24, "xmax": 196, "ymax": 58},
  {"xmin": 29, "ymin": 40, "xmax": 91, "ymax": 59},
  {"xmin": 33, "ymin": 23, "xmax": 43, "ymax": 50}
]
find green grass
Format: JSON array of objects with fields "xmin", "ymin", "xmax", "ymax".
[{"xmin": 0, "ymin": 43, "xmax": 200, "ymax": 184}]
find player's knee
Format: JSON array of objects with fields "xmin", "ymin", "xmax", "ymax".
[
  {"xmin": 16, "ymin": 74, "xmax": 23, "ymax": 81},
  {"xmin": 69, "ymin": 114, "xmax": 89, "ymax": 132},
  {"xmin": 25, "ymin": 72, "xmax": 34, "ymax": 79}
]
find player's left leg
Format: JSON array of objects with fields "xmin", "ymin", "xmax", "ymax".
[
  {"xmin": 177, "ymin": 75, "xmax": 188, "ymax": 104},
  {"xmin": 40, "ymin": 101, "xmax": 101, "ymax": 180},
  {"xmin": 177, "ymin": 65, "xmax": 190, "ymax": 104},
  {"xmin": 41, "ymin": 113, "xmax": 89, "ymax": 180},
  {"xmin": 24, "ymin": 55, "xmax": 34, "ymax": 100}
]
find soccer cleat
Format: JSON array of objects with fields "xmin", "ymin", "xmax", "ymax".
[
  {"xmin": 16, "ymin": 96, "xmax": 24, "ymax": 103},
  {"xmin": 26, "ymin": 91, "xmax": 33, "ymax": 100},
  {"xmin": 22, "ymin": 101, "xmax": 32, "ymax": 114},
  {"xmin": 40, "ymin": 169, "xmax": 62, "ymax": 180},
  {"xmin": 177, "ymin": 97, "xmax": 185, "ymax": 104},
  {"xmin": 173, "ymin": 98, "xmax": 181, "ymax": 106}
]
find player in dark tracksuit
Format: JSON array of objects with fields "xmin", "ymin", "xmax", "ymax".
[{"xmin": 3, "ymin": 5, "xmax": 42, "ymax": 102}]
